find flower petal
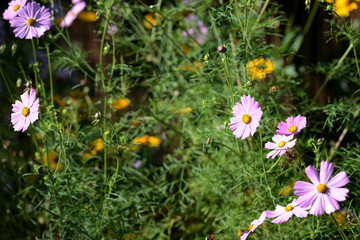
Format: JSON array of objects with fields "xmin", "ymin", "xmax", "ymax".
[
  {"xmin": 328, "ymin": 187, "xmax": 349, "ymax": 202},
  {"xmin": 320, "ymin": 161, "xmax": 334, "ymax": 184},
  {"xmin": 271, "ymin": 211, "xmax": 293, "ymax": 224},
  {"xmin": 327, "ymin": 171, "xmax": 349, "ymax": 188},
  {"xmin": 305, "ymin": 165, "xmax": 320, "ymax": 185}
]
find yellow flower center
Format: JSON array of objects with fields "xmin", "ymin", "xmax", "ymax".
[
  {"xmin": 242, "ymin": 114, "xmax": 251, "ymax": 124},
  {"xmin": 247, "ymin": 224, "xmax": 253, "ymax": 232},
  {"xmin": 27, "ymin": 18, "xmax": 36, "ymax": 26},
  {"xmin": 14, "ymin": 4, "xmax": 20, "ymax": 11},
  {"xmin": 237, "ymin": 230, "xmax": 243, "ymax": 237},
  {"xmin": 22, "ymin": 107, "xmax": 30, "ymax": 117},
  {"xmin": 285, "ymin": 205, "xmax": 294, "ymax": 212},
  {"xmin": 278, "ymin": 141, "xmax": 286, "ymax": 148},
  {"xmin": 288, "ymin": 125, "xmax": 298, "ymax": 133},
  {"xmin": 317, "ymin": 184, "xmax": 327, "ymax": 193}
]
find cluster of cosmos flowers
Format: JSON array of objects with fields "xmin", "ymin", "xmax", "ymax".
[
  {"xmin": 230, "ymin": 95, "xmax": 349, "ymax": 239},
  {"xmin": 238, "ymin": 160, "xmax": 349, "ymax": 239},
  {"xmin": 229, "ymin": 95, "xmax": 306, "ymax": 159},
  {"xmin": 3, "ymin": 0, "xmax": 51, "ymax": 39},
  {"xmin": 3, "ymin": 0, "xmax": 89, "ymax": 39}
]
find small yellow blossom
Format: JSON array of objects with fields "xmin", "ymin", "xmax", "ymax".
[
  {"xmin": 112, "ymin": 98, "xmax": 130, "ymax": 111},
  {"xmin": 133, "ymin": 136, "xmax": 149, "ymax": 146},
  {"xmin": 143, "ymin": 13, "xmax": 161, "ymax": 29},
  {"xmin": 148, "ymin": 136, "xmax": 162, "ymax": 147},
  {"xmin": 92, "ymin": 138, "xmax": 104, "ymax": 152},
  {"xmin": 332, "ymin": 210, "xmax": 351, "ymax": 229},
  {"xmin": 42, "ymin": 151, "xmax": 64, "ymax": 171},
  {"xmin": 246, "ymin": 58, "xmax": 274, "ymax": 80},
  {"xmin": 173, "ymin": 107, "xmax": 192, "ymax": 115},
  {"xmin": 279, "ymin": 181, "xmax": 294, "ymax": 196},
  {"xmin": 178, "ymin": 61, "xmax": 203, "ymax": 72},
  {"xmin": 78, "ymin": 11, "xmax": 97, "ymax": 22},
  {"xmin": 132, "ymin": 136, "xmax": 162, "ymax": 150},
  {"xmin": 325, "ymin": 0, "xmax": 360, "ymax": 17}
]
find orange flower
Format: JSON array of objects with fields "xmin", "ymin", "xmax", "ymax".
[
  {"xmin": 78, "ymin": 11, "xmax": 97, "ymax": 22},
  {"xmin": 112, "ymin": 98, "xmax": 130, "ymax": 111},
  {"xmin": 143, "ymin": 13, "xmax": 161, "ymax": 29},
  {"xmin": 42, "ymin": 151, "xmax": 64, "ymax": 171},
  {"xmin": 246, "ymin": 58, "xmax": 274, "ymax": 80}
]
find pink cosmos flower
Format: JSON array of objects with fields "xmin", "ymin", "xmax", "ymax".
[
  {"xmin": 293, "ymin": 161, "xmax": 349, "ymax": 216},
  {"xmin": 264, "ymin": 134, "xmax": 297, "ymax": 159},
  {"xmin": 264, "ymin": 199, "xmax": 309, "ymax": 224},
  {"xmin": 3, "ymin": 0, "xmax": 27, "ymax": 21},
  {"xmin": 11, "ymin": 88, "xmax": 39, "ymax": 132},
  {"xmin": 60, "ymin": 1, "xmax": 86, "ymax": 27},
  {"xmin": 239, "ymin": 212, "xmax": 266, "ymax": 240},
  {"xmin": 10, "ymin": 1, "xmax": 51, "ymax": 39},
  {"xmin": 229, "ymin": 95, "xmax": 263, "ymax": 139},
  {"xmin": 276, "ymin": 115, "xmax": 306, "ymax": 136}
]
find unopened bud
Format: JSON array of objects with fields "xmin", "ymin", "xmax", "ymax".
[
  {"xmin": 206, "ymin": 137, "xmax": 212, "ymax": 145},
  {"xmin": 103, "ymin": 43, "xmax": 111, "ymax": 55},
  {"xmin": 217, "ymin": 45, "xmax": 226, "ymax": 53},
  {"xmin": 269, "ymin": 85, "xmax": 279, "ymax": 94},
  {"xmin": 11, "ymin": 43, "xmax": 17, "ymax": 53},
  {"xmin": 224, "ymin": 121, "xmax": 229, "ymax": 128},
  {"xmin": 94, "ymin": 112, "xmax": 100, "ymax": 119},
  {"xmin": 204, "ymin": 53, "xmax": 210, "ymax": 61},
  {"xmin": 25, "ymin": 81, "xmax": 31, "ymax": 88},
  {"xmin": 16, "ymin": 78, "xmax": 22, "ymax": 87},
  {"xmin": 305, "ymin": 0, "xmax": 310, "ymax": 6},
  {"xmin": 247, "ymin": 81, "xmax": 253, "ymax": 87}
]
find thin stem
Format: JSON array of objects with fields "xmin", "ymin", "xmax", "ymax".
[{"xmin": 44, "ymin": 42, "xmax": 54, "ymax": 105}]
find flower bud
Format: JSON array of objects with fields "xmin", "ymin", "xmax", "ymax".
[
  {"xmin": 217, "ymin": 45, "xmax": 226, "ymax": 53},
  {"xmin": 94, "ymin": 112, "xmax": 100, "ymax": 119},
  {"xmin": 269, "ymin": 85, "xmax": 279, "ymax": 94},
  {"xmin": 204, "ymin": 53, "xmax": 210, "ymax": 61}
]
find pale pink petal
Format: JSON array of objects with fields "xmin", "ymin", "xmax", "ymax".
[
  {"xmin": 327, "ymin": 171, "xmax": 349, "ymax": 188},
  {"xmin": 292, "ymin": 206, "xmax": 308, "ymax": 218},
  {"xmin": 271, "ymin": 211, "xmax": 293, "ymax": 224},
  {"xmin": 323, "ymin": 194, "xmax": 339, "ymax": 214},
  {"xmin": 320, "ymin": 161, "xmax": 334, "ymax": 184},
  {"xmin": 305, "ymin": 166, "xmax": 320, "ymax": 185},
  {"xmin": 294, "ymin": 181, "xmax": 316, "ymax": 196},
  {"xmin": 14, "ymin": 116, "xmax": 25, "ymax": 131},
  {"xmin": 264, "ymin": 206, "xmax": 284, "ymax": 218},
  {"xmin": 264, "ymin": 142, "xmax": 277, "ymax": 150},
  {"xmin": 285, "ymin": 139, "xmax": 297, "ymax": 148},
  {"xmin": 249, "ymin": 211, "xmax": 266, "ymax": 232},
  {"xmin": 266, "ymin": 149, "xmax": 279, "ymax": 159},
  {"xmin": 20, "ymin": 91, "xmax": 29, "ymax": 107},
  {"xmin": 241, "ymin": 125, "xmax": 251, "ymax": 139},
  {"xmin": 249, "ymin": 121, "xmax": 259, "ymax": 136},
  {"xmin": 22, "ymin": 117, "xmax": 31, "ymax": 132},
  {"xmin": 295, "ymin": 190, "xmax": 318, "ymax": 208},
  {"xmin": 309, "ymin": 194, "xmax": 325, "ymax": 216},
  {"xmin": 29, "ymin": 112, "xmax": 39, "ymax": 123},
  {"xmin": 328, "ymin": 187, "xmax": 349, "ymax": 202}
]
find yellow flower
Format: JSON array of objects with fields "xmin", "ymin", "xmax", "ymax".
[
  {"xmin": 143, "ymin": 13, "xmax": 161, "ymax": 29},
  {"xmin": 332, "ymin": 210, "xmax": 351, "ymax": 229},
  {"xmin": 279, "ymin": 181, "xmax": 294, "ymax": 196},
  {"xmin": 131, "ymin": 136, "xmax": 162, "ymax": 150},
  {"xmin": 173, "ymin": 107, "xmax": 192, "ymax": 115},
  {"xmin": 148, "ymin": 136, "xmax": 162, "ymax": 147},
  {"xmin": 334, "ymin": 0, "xmax": 359, "ymax": 17},
  {"xmin": 78, "ymin": 11, "xmax": 97, "ymax": 22},
  {"xmin": 92, "ymin": 138, "xmax": 104, "ymax": 152},
  {"xmin": 42, "ymin": 151, "xmax": 64, "ymax": 171},
  {"xmin": 246, "ymin": 58, "xmax": 274, "ymax": 80},
  {"xmin": 112, "ymin": 98, "xmax": 130, "ymax": 111},
  {"xmin": 178, "ymin": 61, "xmax": 203, "ymax": 72},
  {"xmin": 133, "ymin": 136, "xmax": 149, "ymax": 146}
]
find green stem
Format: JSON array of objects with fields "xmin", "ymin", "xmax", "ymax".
[{"xmin": 44, "ymin": 42, "xmax": 54, "ymax": 105}]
